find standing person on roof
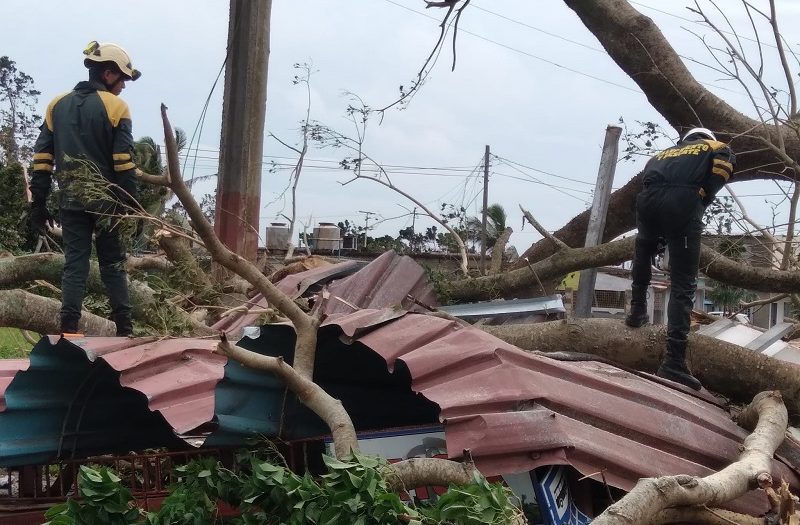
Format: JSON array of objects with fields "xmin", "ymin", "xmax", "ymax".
[
  {"xmin": 30, "ymin": 41, "xmax": 142, "ymax": 336},
  {"xmin": 625, "ymin": 127, "xmax": 736, "ymax": 390}
]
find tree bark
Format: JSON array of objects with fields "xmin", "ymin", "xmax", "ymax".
[
  {"xmin": 157, "ymin": 234, "xmax": 216, "ymax": 295},
  {"xmin": 451, "ymin": 236, "xmax": 800, "ymax": 302},
  {"xmin": 483, "ymin": 318, "xmax": 800, "ymax": 416},
  {"xmin": 563, "ymin": 0, "xmax": 796, "ymax": 179},
  {"xmin": 0, "ymin": 289, "xmax": 114, "ymax": 335},
  {"xmin": 446, "ymin": 237, "xmax": 635, "ymax": 302},
  {"xmin": 382, "ymin": 458, "xmax": 475, "ymax": 493},
  {"xmin": 509, "ymin": 0, "xmax": 799, "ymax": 273},
  {"xmin": 0, "ymin": 253, "xmax": 213, "ymax": 336},
  {"xmin": 593, "ymin": 391, "xmax": 786, "ymax": 525},
  {"xmin": 490, "ymin": 226, "xmax": 513, "ymax": 275}
]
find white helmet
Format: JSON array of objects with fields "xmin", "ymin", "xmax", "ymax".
[
  {"xmin": 83, "ymin": 41, "xmax": 141, "ymax": 81},
  {"xmin": 682, "ymin": 127, "xmax": 715, "ymax": 142}
]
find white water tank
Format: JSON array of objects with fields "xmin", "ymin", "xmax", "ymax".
[
  {"xmin": 313, "ymin": 222, "xmax": 341, "ymax": 250},
  {"xmin": 266, "ymin": 222, "xmax": 290, "ymax": 250}
]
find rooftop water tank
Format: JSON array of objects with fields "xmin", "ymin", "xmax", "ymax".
[
  {"xmin": 313, "ymin": 222, "xmax": 341, "ymax": 250},
  {"xmin": 266, "ymin": 222, "xmax": 290, "ymax": 250}
]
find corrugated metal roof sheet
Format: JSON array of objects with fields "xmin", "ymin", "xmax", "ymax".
[
  {"xmin": 699, "ymin": 318, "xmax": 800, "ymax": 364},
  {"xmin": 316, "ymin": 310, "xmax": 800, "ymax": 516},
  {"xmin": 211, "ymin": 251, "xmax": 438, "ymax": 337},
  {"xmin": 439, "ymin": 296, "xmax": 565, "ymax": 320},
  {"xmin": 0, "ymin": 336, "xmax": 225, "ymax": 466},
  {"xmin": 0, "ymin": 359, "xmax": 28, "ymax": 412}
]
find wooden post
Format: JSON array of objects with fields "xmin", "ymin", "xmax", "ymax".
[
  {"xmin": 479, "ymin": 145, "xmax": 490, "ymax": 275},
  {"xmin": 214, "ymin": 0, "xmax": 272, "ymax": 262},
  {"xmin": 574, "ymin": 125, "xmax": 622, "ymax": 318}
]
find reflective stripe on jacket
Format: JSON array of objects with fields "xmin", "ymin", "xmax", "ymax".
[
  {"xmin": 642, "ymin": 138, "xmax": 735, "ymax": 207},
  {"xmin": 30, "ymin": 80, "xmax": 137, "ymax": 209}
]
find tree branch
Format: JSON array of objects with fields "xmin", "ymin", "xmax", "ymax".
[
  {"xmin": 520, "ymin": 205, "xmax": 569, "ymax": 250},
  {"xmin": 216, "ymin": 335, "xmax": 357, "ymax": 458},
  {"xmin": 593, "ymin": 391, "xmax": 786, "ymax": 524}
]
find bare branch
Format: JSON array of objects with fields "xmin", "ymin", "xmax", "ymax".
[
  {"xmin": 356, "ymin": 174, "xmax": 469, "ymax": 275},
  {"xmin": 768, "ymin": 0, "xmax": 797, "ymax": 115},
  {"xmin": 382, "ymin": 457, "xmax": 476, "ymax": 492},
  {"xmin": 519, "ymin": 205, "xmax": 569, "ymax": 250},
  {"xmin": 161, "ymin": 104, "xmax": 321, "ymax": 378}
]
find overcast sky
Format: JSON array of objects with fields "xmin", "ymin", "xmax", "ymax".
[{"xmin": 4, "ymin": 0, "xmax": 800, "ymax": 251}]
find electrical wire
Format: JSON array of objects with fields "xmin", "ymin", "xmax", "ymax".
[{"xmin": 382, "ymin": 0, "xmax": 641, "ymax": 93}]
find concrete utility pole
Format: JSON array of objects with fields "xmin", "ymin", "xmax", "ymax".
[
  {"xmin": 479, "ymin": 145, "xmax": 490, "ymax": 275},
  {"xmin": 574, "ymin": 125, "xmax": 622, "ymax": 318},
  {"xmin": 359, "ymin": 210, "xmax": 376, "ymax": 250},
  {"xmin": 214, "ymin": 0, "xmax": 272, "ymax": 262}
]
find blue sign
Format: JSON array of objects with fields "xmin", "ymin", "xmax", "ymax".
[{"xmin": 531, "ymin": 465, "xmax": 592, "ymax": 525}]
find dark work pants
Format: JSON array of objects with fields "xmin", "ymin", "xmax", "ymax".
[
  {"xmin": 60, "ymin": 209, "xmax": 131, "ymax": 333},
  {"xmin": 631, "ymin": 186, "xmax": 703, "ymax": 344}
]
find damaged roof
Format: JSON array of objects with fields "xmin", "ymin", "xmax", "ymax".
[
  {"xmin": 0, "ymin": 359, "xmax": 28, "ymax": 412},
  {"xmin": 0, "ymin": 336, "xmax": 223, "ymax": 466},
  {"xmin": 316, "ymin": 311, "xmax": 800, "ymax": 516},
  {"xmin": 0, "ymin": 251, "xmax": 796, "ymax": 518},
  {"xmin": 211, "ymin": 251, "xmax": 438, "ymax": 337}
]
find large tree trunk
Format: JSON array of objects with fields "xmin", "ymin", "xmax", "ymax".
[
  {"xmin": 562, "ymin": 0, "xmax": 795, "ymax": 176},
  {"xmin": 450, "ymin": 237, "xmax": 800, "ymax": 302},
  {"xmin": 0, "ymin": 253, "xmax": 212, "ymax": 336},
  {"xmin": 0, "ymin": 289, "xmax": 115, "ymax": 335},
  {"xmin": 483, "ymin": 318, "xmax": 800, "ymax": 417},
  {"xmin": 511, "ymin": 0, "xmax": 798, "ymax": 273}
]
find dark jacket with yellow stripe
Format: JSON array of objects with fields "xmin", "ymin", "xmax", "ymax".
[
  {"xmin": 642, "ymin": 138, "xmax": 735, "ymax": 207},
  {"xmin": 31, "ymin": 80, "xmax": 137, "ymax": 211}
]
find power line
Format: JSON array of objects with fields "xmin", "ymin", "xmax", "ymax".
[
  {"xmin": 384, "ymin": 0, "xmax": 767, "ymax": 99},
  {"xmin": 469, "ymin": 1, "xmax": 603, "ymax": 53},
  {"xmin": 162, "ymin": 144, "xmax": 482, "ymax": 172},
  {"xmin": 630, "ymin": 0, "xmax": 783, "ymax": 50},
  {"xmin": 492, "ymin": 171, "xmax": 591, "ymax": 204},
  {"xmin": 493, "ymin": 154, "xmax": 595, "ymax": 187},
  {"xmin": 382, "ymin": 0, "xmax": 641, "ymax": 93}
]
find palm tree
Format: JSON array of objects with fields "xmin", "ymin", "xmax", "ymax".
[
  {"xmin": 130, "ymin": 129, "xmax": 187, "ymax": 252},
  {"xmin": 466, "ymin": 203, "xmax": 507, "ymax": 251}
]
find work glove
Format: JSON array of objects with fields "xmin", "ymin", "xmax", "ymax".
[{"xmin": 29, "ymin": 200, "xmax": 54, "ymax": 236}]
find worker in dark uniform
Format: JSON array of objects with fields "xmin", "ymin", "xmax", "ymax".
[
  {"xmin": 625, "ymin": 127, "xmax": 735, "ymax": 390},
  {"xmin": 30, "ymin": 41, "xmax": 142, "ymax": 336}
]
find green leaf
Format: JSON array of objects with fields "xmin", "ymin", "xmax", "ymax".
[{"xmin": 322, "ymin": 454, "xmax": 355, "ymax": 470}]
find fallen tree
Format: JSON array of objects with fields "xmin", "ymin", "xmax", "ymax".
[
  {"xmin": 484, "ymin": 318, "xmax": 800, "ymax": 417},
  {"xmin": 446, "ymin": 235, "xmax": 800, "ymax": 303},
  {"xmin": 594, "ymin": 391, "xmax": 790, "ymax": 525}
]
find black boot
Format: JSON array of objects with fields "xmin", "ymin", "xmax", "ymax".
[
  {"xmin": 625, "ymin": 285, "xmax": 649, "ymax": 327},
  {"xmin": 60, "ymin": 317, "xmax": 80, "ymax": 335},
  {"xmin": 656, "ymin": 339, "xmax": 702, "ymax": 391},
  {"xmin": 113, "ymin": 314, "xmax": 133, "ymax": 337}
]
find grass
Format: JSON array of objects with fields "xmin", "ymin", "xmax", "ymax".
[{"xmin": 0, "ymin": 327, "xmax": 33, "ymax": 359}]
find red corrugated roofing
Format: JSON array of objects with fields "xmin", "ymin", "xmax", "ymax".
[
  {"xmin": 43, "ymin": 335, "xmax": 225, "ymax": 433},
  {"xmin": 212, "ymin": 251, "xmax": 438, "ymax": 336},
  {"xmin": 326, "ymin": 310, "xmax": 800, "ymax": 515},
  {"xmin": 0, "ymin": 359, "xmax": 28, "ymax": 412},
  {"xmin": 2, "ymin": 251, "xmax": 796, "ymax": 516}
]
